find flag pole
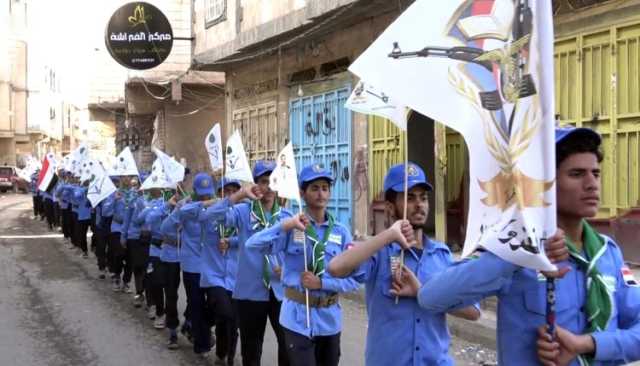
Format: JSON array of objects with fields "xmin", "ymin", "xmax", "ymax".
[
  {"xmin": 396, "ymin": 132, "xmax": 409, "ymax": 305},
  {"xmin": 298, "ymin": 202, "xmax": 311, "ymax": 329}
]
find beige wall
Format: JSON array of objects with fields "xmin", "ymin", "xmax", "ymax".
[
  {"xmin": 125, "ymin": 83, "xmax": 225, "ymax": 180},
  {"xmin": 218, "ymin": 13, "xmax": 395, "ymax": 235}
]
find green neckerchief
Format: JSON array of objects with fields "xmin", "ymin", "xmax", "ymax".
[
  {"xmin": 565, "ymin": 220, "xmax": 613, "ymax": 366},
  {"xmin": 305, "ymin": 212, "xmax": 335, "ymax": 277},
  {"xmin": 218, "ymin": 224, "xmax": 237, "ymax": 238},
  {"xmin": 251, "ymin": 200, "xmax": 281, "ymax": 288}
]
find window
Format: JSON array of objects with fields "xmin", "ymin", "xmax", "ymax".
[
  {"xmin": 232, "ymin": 102, "xmax": 278, "ymax": 167},
  {"xmin": 205, "ymin": 0, "xmax": 226, "ymax": 27}
]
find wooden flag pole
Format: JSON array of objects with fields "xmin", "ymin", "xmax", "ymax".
[
  {"xmin": 298, "ymin": 203, "xmax": 311, "ymax": 328},
  {"xmin": 396, "ymin": 132, "xmax": 409, "ymax": 305}
]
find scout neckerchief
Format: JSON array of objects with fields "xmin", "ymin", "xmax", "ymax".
[
  {"xmin": 251, "ymin": 200, "xmax": 281, "ymax": 288},
  {"xmin": 305, "ymin": 212, "xmax": 335, "ymax": 277},
  {"xmin": 565, "ymin": 220, "xmax": 614, "ymax": 366}
]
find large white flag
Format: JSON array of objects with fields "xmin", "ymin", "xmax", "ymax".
[
  {"xmin": 205, "ymin": 123, "xmax": 224, "ymax": 171},
  {"xmin": 87, "ymin": 164, "xmax": 117, "ymax": 208},
  {"xmin": 69, "ymin": 143, "xmax": 89, "ymax": 177},
  {"xmin": 153, "ymin": 148, "xmax": 185, "ymax": 184},
  {"xmin": 141, "ymin": 158, "xmax": 176, "ymax": 190},
  {"xmin": 345, "ymin": 81, "xmax": 410, "ymax": 130},
  {"xmin": 80, "ymin": 159, "xmax": 101, "ymax": 183},
  {"xmin": 225, "ymin": 130, "xmax": 254, "ymax": 183},
  {"xmin": 114, "ymin": 147, "xmax": 139, "ymax": 176},
  {"xmin": 269, "ymin": 142, "xmax": 301, "ymax": 203},
  {"xmin": 350, "ymin": 0, "xmax": 556, "ymax": 271}
]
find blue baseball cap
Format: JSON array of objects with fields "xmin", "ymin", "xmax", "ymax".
[
  {"xmin": 218, "ymin": 178, "xmax": 241, "ymax": 191},
  {"xmin": 253, "ymin": 160, "xmax": 276, "ymax": 180},
  {"xmin": 383, "ymin": 162, "xmax": 433, "ymax": 193},
  {"xmin": 299, "ymin": 163, "xmax": 334, "ymax": 188},
  {"xmin": 193, "ymin": 172, "xmax": 215, "ymax": 196},
  {"xmin": 555, "ymin": 126, "xmax": 601, "ymax": 146}
]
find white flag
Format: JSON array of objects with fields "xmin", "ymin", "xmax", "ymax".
[
  {"xmin": 269, "ymin": 142, "xmax": 301, "ymax": 203},
  {"xmin": 80, "ymin": 159, "xmax": 101, "ymax": 183},
  {"xmin": 345, "ymin": 81, "xmax": 409, "ymax": 130},
  {"xmin": 87, "ymin": 165, "xmax": 117, "ymax": 208},
  {"xmin": 141, "ymin": 158, "xmax": 177, "ymax": 190},
  {"xmin": 153, "ymin": 148, "xmax": 185, "ymax": 184},
  {"xmin": 225, "ymin": 130, "xmax": 254, "ymax": 183},
  {"xmin": 205, "ymin": 123, "xmax": 224, "ymax": 171},
  {"xmin": 70, "ymin": 143, "xmax": 89, "ymax": 177},
  {"xmin": 114, "ymin": 147, "xmax": 139, "ymax": 177},
  {"xmin": 349, "ymin": 0, "xmax": 556, "ymax": 271}
]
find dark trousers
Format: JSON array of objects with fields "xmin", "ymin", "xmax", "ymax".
[
  {"xmin": 109, "ymin": 232, "xmax": 132, "ymax": 282},
  {"xmin": 159, "ymin": 261, "xmax": 181, "ymax": 329},
  {"xmin": 183, "ymin": 271, "xmax": 211, "ymax": 354},
  {"xmin": 44, "ymin": 198, "xmax": 54, "ymax": 230},
  {"xmin": 95, "ymin": 218, "xmax": 111, "ymax": 271},
  {"xmin": 62, "ymin": 207, "xmax": 72, "ymax": 239},
  {"xmin": 70, "ymin": 212, "xmax": 78, "ymax": 246},
  {"xmin": 148, "ymin": 255, "xmax": 164, "ymax": 315},
  {"xmin": 74, "ymin": 219, "xmax": 90, "ymax": 253},
  {"xmin": 32, "ymin": 195, "xmax": 38, "ymax": 217},
  {"xmin": 53, "ymin": 203, "xmax": 61, "ymax": 228},
  {"xmin": 90, "ymin": 212, "xmax": 97, "ymax": 252},
  {"xmin": 206, "ymin": 287, "xmax": 239, "ymax": 363},
  {"xmin": 237, "ymin": 290, "xmax": 289, "ymax": 366},
  {"xmin": 128, "ymin": 239, "xmax": 149, "ymax": 295},
  {"xmin": 283, "ymin": 328, "xmax": 340, "ymax": 366}
]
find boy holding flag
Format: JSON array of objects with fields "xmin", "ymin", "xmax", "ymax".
[
  {"xmin": 328, "ymin": 162, "xmax": 480, "ymax": 366},
  {"xmin": 246, "ymin": 163, "xmax": 360, "ymax": 366},
  {"xmin": 201, "ymin": 160, "xmax": 289, "ymax": 366},
  {"xmin": 401, "ymin": 127, "xmax": 640, "ymax": 365}
]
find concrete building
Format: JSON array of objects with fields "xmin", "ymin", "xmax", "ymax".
[
  {"xmin": 192, "ymin": 0, "xmax": 437, "ymax": 238},
  {"xmin": 1, "ymin": 0, "xmax": 29, "ymax": 166},
  {"xmin": 100, "ymin": 0, "xmax": 228, "ymax": 179}
]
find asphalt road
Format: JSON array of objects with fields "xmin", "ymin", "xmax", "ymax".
[{"xmin": 0, "ymin": 193, "xmax": 496, "ymax": 366}]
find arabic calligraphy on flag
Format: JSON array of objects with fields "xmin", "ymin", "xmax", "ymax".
[{"xmin": 349, "ymin": 0, "xmax": 557, "ymax": 270}]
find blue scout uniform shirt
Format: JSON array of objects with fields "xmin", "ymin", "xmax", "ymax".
[
  {"xmin": 109, "ymin": 192, "xmax": 127, "ymax": 234},
  {"xmin": 160, "ymin": 207, "xmax": 179, "ymax": 263},
  {"xmin": 72, "ymin": 186, "xmax": 91, "ymax": 220},
  {"xmin": 125, "ymin": 195, "xmax": 145, "ymax": 240},
  {"xmin": 55, "ymin": 183, "xmax": 68, "ymax": 209},
  {"xmin": 168, "ymin": 201, "xmax": 205, "ymax": 274},
  {"xmin": 196, "ymin": 203, "xmax": 240, "ymax": 291},
  {"xmin": 202, "ymin": 198, "xmax": 285, "ymax": 302},
  {"xmin": 246, "ymin": 210, "xmax": 358, "ymax": 338},
  {"xmin": 139, "ymin": 198, "xmax": 166, "ymax": 258},
  {"xmin": 41, "ymin": 189, "xmax": 52, "ymax": 201},
  {"xmin": 353, "ymin": 236, "xmax": 459, "ymax": 366},
  {"xmin": 419, "ymin": 236, "xmax": 640, "ymax": 366}
]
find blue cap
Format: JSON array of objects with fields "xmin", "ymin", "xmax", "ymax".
[
  {"xmin": 139, "ymin": 172, "xmax": 149, "ymax": 183},
  {"xmin": 193, "ymin": 172, "xmax": 215, "ymax": 196},
  {"xmin": 218, "ymin": 178, "xmax": 241, "ymax": 191},
  {"xmin": 383, "ymin": 162, "xmax": 433, "ymax": 193},
  {"xmin": 298, "ymin": 163, "xmax": 334, "ymax": 188},
  {"xmin": 555, "ymin": 126, "xmax": 601, "ymax": 145},
  {"xmin": 253, "ymin": 160, "xmax": 276, "ymax": 180}
]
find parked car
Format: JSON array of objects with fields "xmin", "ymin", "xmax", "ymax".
[{"xmin": 0, "ymin": 166, "xmax": 29, "ymax": 193}]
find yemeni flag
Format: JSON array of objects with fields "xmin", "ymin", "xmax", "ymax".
[{"xmin": 37, "ymin": 155, "xmax": 58, "ymax": 193}]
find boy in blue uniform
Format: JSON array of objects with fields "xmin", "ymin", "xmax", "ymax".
[
  {"xmin": 159, "ymin": 189, "xmax": 183, "ymax": 349},
  {"xmin": 125, "ymin": 176, "xmax": 150, "ymax": 307},
  {"xmin": 198, "ymin": 178, "xmax": 242, "ymax": 366},
  {"xmin": 201, "ymin": 160, "xmax": 289, "ymax": 366},
  {"xmin": 246, "ymin": 164, "xmax": 360, "ymax": 366},
  {"xmin": 328, "ymin": 163, "xmax": 480, "ymax": 366},
  {"xmin": 70, "ymin": 179, "xmax": 91, "ymax": 258},
  {"xmin": 165, "ymin": 173, "xmax": 215, "ymax": 358},
  {"xmin": 414, "ymin": 127, "xmax": 640, "ymax": 366},
  {"xmin": 109, "ymin": 177, "xmax": 134, "ymax": 293}
]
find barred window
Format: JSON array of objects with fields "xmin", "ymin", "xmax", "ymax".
[{"xmin": 205, "ymin": 0, "xmax": 226, "ymax": 27}]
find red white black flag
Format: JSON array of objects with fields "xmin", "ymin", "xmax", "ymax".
[{"xmin": 37, "ymin": 154, "xmax": 58, "ymax": 193}]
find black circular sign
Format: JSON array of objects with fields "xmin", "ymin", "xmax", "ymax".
[{"xmin": 105, "ymin": 2, "xmax": 173, "ymax": 70}]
